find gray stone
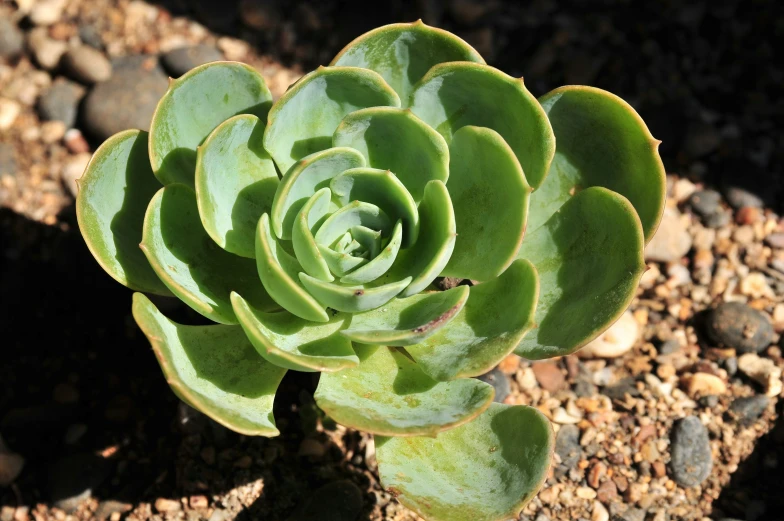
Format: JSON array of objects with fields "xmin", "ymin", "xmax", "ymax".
[
  {"xmin": 291, "ymin": 480, "xmax": 363, "ymax": 521},
  {"xmin": 78, "ymin": 24, "xmax": 103, "ymax": 49},
  {"xmin": 37, "ymin": 79, "xmax": 85, "ymax": 128},
  {"xmin": 728, "ymin": 395, "xmax": 769, "ymax": 425},
  {"xmin": 477, "ymin": 367, "xmax": 510, "ymax": 403},
  {"xmin": 81, "ymin": 55, "xmax": 168, "ymax": 140},
  {"xmin": 554, "ymin": 424, "xmax": 581, "ymax": 478},
  {"xmin": 62, "ymin": 46, "xmax": 112, "ymax": 84},
  {"xmin": 658, "ymin": 339, "xmax": 681, "ymax": 355},
  {"xmin": 722, "ymin": 183, "xmax": 764, "ymax": 209},
  {"xmin": 704, "ymin": 211, "xmax": 730, "ymax": 229},
  {"xmin": 0, "ymin": 143, "xmax": 17, "ymax": 178},
  {"xmin": 161, "ymin": 44, "xmax": 223, "ymax": 77},
  {"xmin": 645, "ymin": 208, "xmax": 692, "ymax": 262},
  {"xmin": 0, "ymin": 19, "xmax": 24, "ymax": 60},
  {"xmin": 669, "ymin": 416, "xmax": 712, "ymax": 487},
  {"xmin": 705, "ymin": 302, "xmax": 774, "ymax": 354},
  {"xmin": 611, "ymin": 508, "xmax": 646, "ymax": 521},
  {"xmin": 602, "ymin": 377, "xmax": 640, "ymax": 400},
  {"xmin": 688, "ymin": 189, "xmax": 722, "ymax": 217}
]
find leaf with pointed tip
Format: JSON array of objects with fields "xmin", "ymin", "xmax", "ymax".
[
  {"xmin": 342, "ymin": 285, "xmax": 469, "ymax": 346},
  {"xmin": 263, "ymin": 67, "xmax": 400, "ymax": 174},
  {"xmin": 76, "ymin": 130, "xmax": 170, "ymax": 296},
  {"xmin": 515, "ymin": 187, "xmax": 645, "ymax": 359},
  {"xmin": 132, "ymin": 293, "xmax": 286, "ymax": 436},
  {"xmin": 442, "ymin": 126, "xmax": 530, "ymax": 281},
  {"xmin": 531, "ymin": 86, "xmax": 666, "ymax": 242},
  {"xmin": 331, "ymin": 21, "xmax": 485, "ymax": 104},
  {"xmin": 149, "ymin": 62, "xmax": 272, "ymax": 186},
  {"xmin": 375, "ymin": 403, "xmax": 553, "ymax": 521},
  {"xmin": 255, "ymin": 213, "xmax": 329, "ymax": 323},
  {"xmin": 330, "ymin": 168, "xmax": 420, "ymax": 247},
  {"xmin": 315, "ymin": 346, "xmax": 494, "ymax": 436},
  {"xmin": 270, "ymin": 147, "xmax": 366, "ymax": 240},
  {"xmin": 380, "ymin": 180, "xmax": 455, "ymax": 298},
  {"xmin": 333, "ymin": 107, "xmax": 449, "ymax": 202},
  {"xmin": 292, "ymin": 188, "xmax": 333, "ymax": 281},
  {"xmin": 319, "ymin": 244, "xmax": 369, "ymax": 276},
  {"xmin": 299, "ymin": 273, "xmax": 412, "ymax": 313},
  {"xmin": 231, "ymin": 292, "xmax": 358, "ymax": 372},
  {"xmin": 407, "ymin": 259, "xmax": 538, "ymax": 381},
  {"xmin": 195, "ymin": 114, "xmax": 278, "ymax": 258},
  {"xmin": 410, "ymin": 62, "xmax": 554, "ymax": 190},
  {"xmin": 140, "ymin": 184, "xmax": 276, "ymax": 324},
  {"xmin": 341, "ymin": 220, "xmax": 402, "ymax": 284},
  {"xmin": 314, "ymin": 201, "xmax": 393, "ymax": 248}
]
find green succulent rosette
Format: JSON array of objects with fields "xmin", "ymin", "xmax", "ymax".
[{"xmin": 76, "ymin": 21, "xmax": 665, "ymax": 521}]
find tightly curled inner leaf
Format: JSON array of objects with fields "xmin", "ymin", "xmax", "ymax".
[{"xmin": 76, "ymin": 20, "xmax": 665, "ymax": 521}]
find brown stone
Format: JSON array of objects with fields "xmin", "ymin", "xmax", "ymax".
[
  {"xmin": 531, "ymin": 361, "xmax": 566, "ymax": 393},
  {"xmin": 596, "ymin": 479, "xmax": 618, "ymax": 503}
]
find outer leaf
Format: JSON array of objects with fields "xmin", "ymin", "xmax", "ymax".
[
  {"xmin": 333, "ymin": 107, "xmax": 449, "ymax": 202},
  {"xmin": 330, "ymin": 167, "xmax": 420, "ymax": 247},
  {"xmin": 407, "ymin": 259, "xmax": 538, "ymax": 381},
  {"xmin": 382, "ymin": 180, "xmax": 455, "ymax": 297},
  {"xmin": 132, "ymin": 293, "xmax": 286, "ymax": 436},
  {"xmin": 270, "ymin": 147, "xmax": 366, "ymax": 240},
  {"xmin": 341, "ymin": 285, "xmax": 469, "ymax": 346},
  {"xmin": 410, "ymin": 62, "xmax": 555, "ymax": 189},
  {"xmin": 442, "ymin": 126, "xmax": 530, "ymax": 281},
  {"xmin": 375, "ymin": 403, "xmax": 554, "ymax": 521},
  {"xmin": 299, "ymin": 273, "xmax": 412, "ymax": 313},
  {"xmin": 149, "ymin": 62, "xmax": 272, "ymax": 186},
  {"xmin": 331, "ymin": 21, "xmax": 485, "ymax": 104},
  {"xmin": 195, "ymin": 114, "xmax": 278, "ymax": 258},
  {"xmin": 140, "ymin": 184, "xmax": 276, "ymax": 324},
  {"xmin": 255, "ymin": 213, "xmax": 329, "ymax": 323},
  {"xmin": 76, "ymin": 130, "xmax": 170, "ymax": 296},
  {"xmin": 263, "ymin": 66, "xmax": 400, "ymax": 174},
  {"xmin": 314, "ymin": 346, "xmax": 494, "ymax": 436},
  {"xmin": 533, "ymin": 86, "xmax": 666, "ymax": 242},
  {"xmin": 515, "ymin": 187, "xmax": 645, "ymax": 359},
  {"xmin": 231, "ymin": 292, "xmax": 358, "ymax": 372}
]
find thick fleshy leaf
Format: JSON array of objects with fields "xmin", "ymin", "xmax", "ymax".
[
  {"xmin": 255, "ymin": 213, "xmax": 329, "ymax": 323},
  {"xmin": 291, "ymin": 188, "xmax": 333, "ymax": 281},
  {"xmin": 332, "ymin": 107, "xmax": 449, "ymax": 202},
  {"xmin": 410, "ymin": 62, "xmax": 555, "ymax": 189},
  {"xmin": 149, "ymin": 62, "xmax": 272, "ymax": 186},
  {"xmin": 263, "ymin": 66, "xmax": 400, "ymax": 174},
  {"xmin": 407, "ymin": 259, "xmax": 538, "ymax": 381},
  {"xmin": 381, "ymin": 180, "xmax": 455, "ymax": 298},
  {"xmin": 341, "ymin": 220, "xmax": 402, "ymax": 284},
  {"xmin": 331, "ymin": 21, "xmax": 485, "ymax": 104},
  {"xmin": 533, "ymin": 86, "xmax": 666, "ymax": 242},
  {"xmin": 140, "ymin": 184, "xmax": 276, "ymax": 324},
  {"xmin": 315, "ymin": 346, "xmax": 494, "ymax": 436},
  {"xmin": 319, "ymin": 244, "xmax": 368, "ymax": 276},
  {"xmin": 330, "ymin": 167, "xmax": 420, "ymax": 247},
  {"xmin": 231, "ymin": 292, "xmax": 358, "ymax": 372},
  {"xmin": 132, "ymin": 293, "xmax": 286, "ymax": 436},
  {"xmin": 195, "ymin": 114, "xmax": 278, "ymax": 258},
  {"xmin": 375, "ymin": 403, "xmax": 553, "ymax": 521},
  {"xmin": 515, "ymin": 187, "xmax": 645, "ymax": 359},
  {"xmin": 76, "ymin": 130, "xmax": 170, "ymax": 296},
  {"xmin": 299, "ymin": 273, "xmax": 412, "ymax": 313},
  {"xmin": 442, "ymin": 126, "xmax": 530, "ymax": 281},
  {"xmin": 314, "ymin": 201, "xmax": 393, "ymax": 248},
  {"xmin": 341, "ymin": 285, "xmax": 469, "ymax": 346},
  {"xmin": 270, "ymin": 147, "xmax": 366, "ymax": 240}
]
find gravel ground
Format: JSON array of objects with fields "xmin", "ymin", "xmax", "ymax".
[{"xmin": 1, "ymin": 1, "xmax": 783, "ymax": 520}]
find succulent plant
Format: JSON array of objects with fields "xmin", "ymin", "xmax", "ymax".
[{"xmin": 76, "ymin": 22, "xmax": 664, "ymax": 521}]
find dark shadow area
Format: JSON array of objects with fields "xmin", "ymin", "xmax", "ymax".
[{"xmin": 0, "ymin": 207, "xmax": 373, "ymax": 519}]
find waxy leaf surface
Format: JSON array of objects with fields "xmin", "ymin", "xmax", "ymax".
[
  {"xmin": 76, "ymin": 130, "xmax": 169, "ymax": 295},
  {"xmin": 376, "ymin": 403, "xmax": 553, "ymax": 521},
  {"xmin": 149, "ymin": 62, "xmax": 272, "ymax": 186},
  {"xmin": 515, "ymin": 187, "xmax": 645, "ymax": 359},
  {"xmin": 315, "ymin": 346, "xmax": 494, "ymax": 436},
  {"xmin": 133, "ymin": 293, "xmax": 286, "ymax": 436}
]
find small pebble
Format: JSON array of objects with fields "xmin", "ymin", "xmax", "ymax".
[
  {"xmin": 161, "ymin": 44, "xmax": 223, "ymax": 77},
  {"xmin": 477, "ymin": 367, "xmax": 510, "ymax": 403},
  {"xmin": 728, "ymin": 395, "xmax": 770, "ymax": 425},
  {"xmin": 579, "ymin": 311, "xmax": 638, "ymax": 358},
  {"xmin": 705, "ymin": 302, "xmax": 774, "ymax": 354},
  {"xmin": 737, "ymin": 353, "xmax": 782, "ymax": 396},
  {"xmin": 154, "ymin": 498, "xmax": 181, "ymax": 513},
  {"xmin": 64, "ymin": 129, "xmax": 90, "ymax": 153},
  {"xmin": 40, "ymin": 120, "xmax": 66, "ymax": 144},
  {"xmin": 37, "ymin": 79, "xmax": 85, "ymax": 128},
  {"xmin": 704, "ymin": 211, "xmax": 730, "ymax": 228},
  {"xmin": 688, "ymin": 189, "xmax": 721, "ymax": 218},
  {"xmin": 765, "ymin": 233, "xmax": 784, "ymax": 249},
  {"xmin": 723, "ymin": 183, "xmax": 764, "ymax": 209},
  {"xmin": 62, "ymin": 46, "xmax": 113, "ymax": 84},
  {"xmin": 645, "ymin": 208, "xmax": 692, "ymax": 263},
  {"xmin": 554, "ymin": 424, "xmax": 581, "ymax": 478},
  {"xmin": 27, "ymin": 27, "xmax": 67, "ymax": 69},
  {"xmin": 0, "ymin": 19, "xmax": 24, "ymax": 60},
  {"xmin": 0, "ymin": 143, "xmax": 18, "ymax": 178},
  {"xmin": 0, "ymin": 98, "xmax": 20, "ymax": 131},
  {"xmin": 29, "ymin": 0, "xmax": 66, "ymax": 26},
  {"xmin": 683, "ymin": 372, "xmax": 726, "ymax": 398},
  {"xmin": 658, "ymin": 339, "xmax": 681, "ymax": 355},
  {"xmin": 61, "ymin": 153, "xmax": 91, "ymax": 198},
  {"xmin": 532, "ymin": 361, "xmax": 566, "ymax": 393},
  {"xmin": 669, "ymin": 416, "xmax": 712, "ymax": 487}
]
